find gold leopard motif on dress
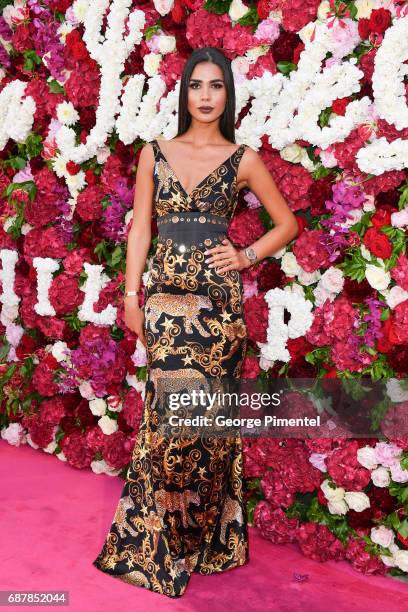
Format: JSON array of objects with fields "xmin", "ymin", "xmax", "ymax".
[
  {"xmin": 145, "ymin": 293, "xmax": 213, "ymax": 336},
  {"xmin": 219, "ymin": 495, "xmax": 244, "ymax": 545},
  {"xmin": 154, "ymin": 488, "xmax": 201, "ymax": 529},
  {"xmin": 149, "ymin": 366, "xmax": 219, "ymax": 413},
  {"xmin": 113, "ymin": 495, "xmax": 141, "ymax": 539}
]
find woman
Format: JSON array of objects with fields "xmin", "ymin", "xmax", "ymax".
[{"xmin": 92, "ymin": 46, "xmax": 298, "ymax": 598}]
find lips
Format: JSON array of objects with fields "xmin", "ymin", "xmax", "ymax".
[{"xmin": 199, "ymin": 107, "xmax": 213, "ymax": 111}]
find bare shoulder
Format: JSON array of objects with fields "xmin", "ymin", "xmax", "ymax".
[
  {"xmin": 241, "ymin": 145, "xmax": 260, "ymax": 162},
  {"xmin": 138, "ymin": 141, "xmax": 155, "ymax": 165}
]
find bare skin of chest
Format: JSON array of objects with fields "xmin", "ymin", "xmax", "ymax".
[{"xmin": 156, "ymin": 139, "xmax": 248, "ymax": 194}]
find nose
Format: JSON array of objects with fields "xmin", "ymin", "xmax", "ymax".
[{"xmin": 201, "ymin": 86, "xmax": 211, "ymax": 101}]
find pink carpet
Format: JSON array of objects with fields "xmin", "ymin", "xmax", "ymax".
[{"xmin": 1, "ymin": 439, "xmax": 408, "ymax": 611}]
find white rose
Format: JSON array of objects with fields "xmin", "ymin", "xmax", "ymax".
[
  {"xmin": 79, "ymin": 381, "xmax": 95, "ymax": 400},
  {"xmin": 89, "ymin": 398, "xmax": 107, "ymax": 417},
  {"xmin": 344, "ymin": 491, "xmax": 370, "ymax": 512},
  {"xmin": 144, "ymin": 53, "xmax": 162, "ymax": 76},
  {"xmin": 357, "ymin": 446, "xmax": 378, "ymax": 469},
  {"xmin": 360, "ymin": 245, "xmax": 372, "ymax": 260},
  {"xmin": 51, "ymin": 341, "xmax": 70, "ymax": 363},
  {"xmin": 363, "ymin": 195, "xmax": 376, "ymax": 212},
  {"xmin": 281, "ymin": 144, "xmax": 303, "ymax": 164},
  {"xmin": 321, "ymin": 479, "xmax": 345, "ymax": 502},
  {"xmin": 259, "ymin": 357, "xmax": 274, "ymax": 371},
  {"xmin": 328, "ymin": 499, "xmax": 348, "ymax": 515},
  {"xmin": 371, "ymin": 466, "xmax": 391, "ymax": 488},
  {"xmin": 380, "ymin": 553, "xmax": 396, "ymax": 567},
  {"xmin": 98, "ymin": 415, "xmax": 119, "ymax": 435},
  {"xmin": 153, "ymin": 0, "xmax": 174, "ymax": 16},
  {"xmin": 391, "ymin": 209, "xmax": 408, "ymax": 228},
  {"xmin": 320, "ymin": 267, "xmax": 344, "ymax": 293},
  {"xmin": 370, "ymin": 526, "xmax": 394, "ymax": 548},
  {"xmin": 232, "ymin": 57, "xmax": 250, "ymax": 75},
  {"xmin": 229, "ymin": 0, "xmax": 250, "ymax": 21},
  {"xmin": 365, "ymin": 264, "xmax": 391, "ymax": 291},
  {"xmin": 340, "ymin": 208, "xmax": 363, "ymax": 228},
  {"xmin": 157, "ymin": 35, "xmax": 176, "ymax": 54},
  {"xmin": 386, "ymin": 379, "xmax": 408, "ymax": 403},
  {"xmin": 297, "ymin": 268, "xmax": 321, "ymax": 286},
  {"xmin": 385, "ymin": 285, "xmax": 408, "ymax": 309},
  {"xmin": 394, "ymin": 550, "xmax": 408, "ymax": 572},
  {"xmin": 0, "ymin": 422, "xmax": 25, "ymax": 446},
  {"xmin": 281, "ymin": 252, "xmax": 301, "ymax": 276}
]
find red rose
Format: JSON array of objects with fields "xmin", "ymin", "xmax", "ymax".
[
  {"xmin": 332, "ymin": 98, "xmax": 349, "ymax": 116},
  {"xmin": 371, "ymin": 206, "xmax": 393, "ymax": 229},
  {"xmin": 66, "ymin": 161, "xmax": 80, "ymax": 175},
  {"xmin": 358, "ymin": 18, "xmax": 371, "ymax": 39},
  {"xmin": 363, "ymin": 226, "xmax": 393, "ymax": 259},
  {"xmin": 369, "ymin": 8, "xmax": 391, "ymax": 34}
]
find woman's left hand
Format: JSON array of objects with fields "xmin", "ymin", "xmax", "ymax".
[{"xmin": 204, "ymin": 238, "xmax": 248, "ymax": 273}]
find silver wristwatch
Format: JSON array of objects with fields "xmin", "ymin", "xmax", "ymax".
[{"xmin": 244, "ymin": 247, "xmax": 257, "ymax": 265}]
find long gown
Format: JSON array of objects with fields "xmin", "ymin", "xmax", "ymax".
[{"xmin": 92, "ymin": 139, "xmax": 249, "ymax": 597}]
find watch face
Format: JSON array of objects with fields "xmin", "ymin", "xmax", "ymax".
[{"xmin": 246, "ymin": 247, "xmax": 256, "ymax": 260}]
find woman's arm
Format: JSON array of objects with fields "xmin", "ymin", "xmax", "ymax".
[
  {"xmin": 124, "ymin": 143, "xmax": 155, "ymax": 345},
  {"xmin": 238, "ymin": 147, "xmax": 299, "ymax": 265}
]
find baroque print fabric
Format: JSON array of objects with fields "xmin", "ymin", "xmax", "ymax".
[{"xmin": 92, "ymin": 139, "xmax": 249, "ymax": 598}]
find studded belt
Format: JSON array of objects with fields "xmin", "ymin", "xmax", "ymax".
[{"xmin": 157, "ymin": 212, "xmax": 229, "ymax": 253}]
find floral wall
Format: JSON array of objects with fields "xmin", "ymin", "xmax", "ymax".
[{"xmin": 1, "ymin": 0, "xmax": 408, "ymax": 577}]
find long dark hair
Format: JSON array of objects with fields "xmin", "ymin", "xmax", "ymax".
[{"xmin": 176, "ymin": 47, "xmax": 236, "ymax": 143}]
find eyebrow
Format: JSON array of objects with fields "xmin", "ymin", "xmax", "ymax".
[{"xmin": 189, "ymin": 78, "xmax": 224, "ymax": 83}]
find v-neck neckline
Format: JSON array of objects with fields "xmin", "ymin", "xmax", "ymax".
[{"xmin": 154, "ymin": 139, "xmax": 243, "ymax": 200}]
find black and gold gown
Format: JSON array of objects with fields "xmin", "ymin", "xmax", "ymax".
[{"xmin": 92, "ymin": 139, "xmax": 249, "ymax": 597}]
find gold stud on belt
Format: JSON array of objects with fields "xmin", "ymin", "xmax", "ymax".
[{"xmin": 157, "ymin": 214, "xmax": 228, "ymax": 226}]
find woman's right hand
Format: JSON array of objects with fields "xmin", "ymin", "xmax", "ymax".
[{"xmin": 124, "ymin": 297, "xmax": 147, "ymax": 348}]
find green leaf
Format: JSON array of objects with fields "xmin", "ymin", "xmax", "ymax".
[
  {"xmin": 203, "ymin": 0, "xmax": 232, "ymax": 14},
  {"xmin": 48, "ymin": 80, "xmax": 65, "ymax": 94},
  {"xmin": 276, "ymin": 61, "xmax": 297, "ymax": 75}
]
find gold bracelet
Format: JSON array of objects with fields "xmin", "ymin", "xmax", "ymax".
[{"xmin": 125, "ymin": 290, "xmax": 138, "ymax": 297}]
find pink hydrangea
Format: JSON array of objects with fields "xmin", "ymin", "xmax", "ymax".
[
  {"xmin": 293, "ymin": 230, "xmax": 331, "ymax": 272},
  {"xmin": 327, "ymin": 441, "xmax": 371, "ymax": 490}
]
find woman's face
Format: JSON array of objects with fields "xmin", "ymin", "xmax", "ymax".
[{"xmin": 187, "ymin": 61, "xmax": 227, "ymax": 123}]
